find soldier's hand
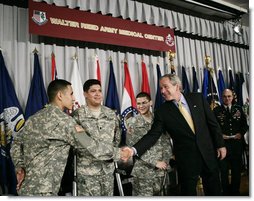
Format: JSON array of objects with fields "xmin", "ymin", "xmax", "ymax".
[
  {"xmin": 120, "ymin": 146, "xmax": 133, "ymax": 162},
  {"xmin": 16, "ymin": 167, "xmax": 25, "ymax": 191},
  {"xmin": 223, "ymin": 134, "xmax": 229, "ymax": 140},
  {"xmin": 75, "ymin": 125, "xmax": 85, "ymax": 133},
  {"xmin": 234, "ymin": 133, "xmax": 242, "ymax": 140},
  {"xmin": 156, "ymin": 161, "xmax": 168, "ymax": 170}
]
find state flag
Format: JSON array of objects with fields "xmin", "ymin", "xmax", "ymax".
[
  {"xmin": 105, "ymin": 60, "xmax": 120, "ymax": 114},
  {"xmin": 120, "ymin": 61, "xmax": 137, "ymax": 145},
  {"xmin": 25, "ymin": 52, "xmax": 48, "ymax": 119},
  {"xmin": 0, "ymin": 50, "xmax": 25, "ymax": 195},
  {"xmin": 69, "ymin": 56, "xmax": 86, "ymax": 111},
  {"xmin": 141, "ymin": 61, "xmax": 150, "ymax": 94},
  {"xmin": 154, "ymin": 64, "xmax": 165, "ymax": 110}
]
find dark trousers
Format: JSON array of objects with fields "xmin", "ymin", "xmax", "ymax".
[
  {"xmin": 219, "ymin": 140, "xmax": 243, "ymax": 196},
  {"xmin": 179, "ymin": 168, "xmax": 221, "ymax": 196},
  {"xmin": 178, "ymin": 153, "xmax": 222, "ymax": 196}
]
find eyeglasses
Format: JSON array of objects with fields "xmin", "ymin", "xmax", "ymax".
[{"xmin": 137, "ymin": 101, "xmax": 150, "ymax": 106}]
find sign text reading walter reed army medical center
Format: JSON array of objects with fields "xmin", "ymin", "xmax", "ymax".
[{"xmin": 29, "ymin": 0, "xmax": 175, "ymax": 52}]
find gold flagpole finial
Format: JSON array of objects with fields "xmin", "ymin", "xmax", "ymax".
[
  {"xmin": 72, "ymin": 52, "xmax": 78, "ymax": 60},
  {"xmin": 107, "ymin": 56, "xmax": 112, "ymax": 62},
  {"xmin": 168, "ymin": 50, "xmax": 176, "ymax": 72},
  {"xmin": 121, "ymin": 58, "xmax": 127, "ymax": 64},
  {"xmin": 205, "ymin": 55, "xmax": 211, "ymax": 68},
  {"xmin": 33, "ymin": 48, "xmax": 38, "ymax": 54},
  {"xmin": 168, "ymin": 50, "xmax": 176, "ymax": 61},
  {"xmin": 94, "ymin": 54, "xmax": 98, "ymax": 59}
]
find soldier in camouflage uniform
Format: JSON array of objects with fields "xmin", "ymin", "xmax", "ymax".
[
  {"xmin": 213, "ymin": 89, "xmax": 248, "ymax": 195},
  {"xmin": 126, "ymin": 92, "xmax": 173, "ymax": 196},
  {"xmin": 72, "ymin": 79, "xmax": 122, "ymax": 196},
  {"xmin": 10, "ymin": 79, "xmax": 116, "ymax": 196}
]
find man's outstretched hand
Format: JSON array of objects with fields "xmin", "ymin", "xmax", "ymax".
[{"xmin": 120, "ymin": 146, "xmax": 134, "ymax": 162}]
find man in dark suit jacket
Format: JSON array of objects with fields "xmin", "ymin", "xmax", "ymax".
[{"xmin": 122, "ymin": 74, "xmax": 226, "ymax": 196}]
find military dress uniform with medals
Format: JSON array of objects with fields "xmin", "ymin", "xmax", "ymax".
[{"xmin": 213, "ymin": 104, "xmax": 248, "ymax": 195}]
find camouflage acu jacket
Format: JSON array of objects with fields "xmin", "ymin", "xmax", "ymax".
[
  {"xmin": 126, "ymin": 114, "xmax": 172, "ymax": 178},
  {"xmin": 10, "ymin": 104, "xmax": 113, "ymax": 195},
  {"xmin": 72, "ymin": 105, "xmax": 121, "ymax": 177}
]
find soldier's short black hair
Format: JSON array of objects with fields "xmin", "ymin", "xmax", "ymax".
[
  {"xmin": 136, "ymin": 92, "xmax": 151, "ymax": 101},
  {"xmin": 83, "ymin": 79, "xmax": 101, "ymax": 92},
  {"xmin": 47, "ymin": 79, "xmax": 71, "ymax": 102}
]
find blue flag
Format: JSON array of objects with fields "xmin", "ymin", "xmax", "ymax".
[
  {"xmin": 192, "ymin": 66, "xmax": 199, "ymax": 92},
  {"xmin": 217, "ymin": 69, "xmax": 226, "ymax": 104},
  {"xmin": 202, "ymin": 68, "xmax": 209, "ymax": 98},
  {"xmin": 202, "ymin": 68, "xmax": 220, "ymax": 109},
  {"xmin": 181, "ymin": 66, "xmax": 190, "ymax": 94},
  {"xmin": 0, "ymin": 51, "xmax": 25, "ymax": 195},
  {"xmin": 154, "ymin": 64, "xmax": 165, "ymax": 110},
  {"xmin": 25, "ymin": 53, "xmax": 48, "ymax": 119},
  {"xmin": 105, "ymin": 60, "xmax": 120, "ymax": 115}
]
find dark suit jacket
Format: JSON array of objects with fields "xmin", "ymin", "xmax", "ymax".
[{"xmin": 134, "ymin": 93, "xmax": 225, "ymax": 178}]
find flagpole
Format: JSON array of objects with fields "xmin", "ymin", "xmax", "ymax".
[
  {"xmin": 32, "ymin": 47, "xmax": 38, "ymax": 54},
  {"xmin": 71, "ymin": 51, "xmax": 78, "ymax": 196},
  {"xmin": 168, "ymin": 50, "xmax": 176, "ymax": 74},
  {"xmin": 205, "ymin": 55, "xmax": 216, "ymax": 110},
  {"xmin": 72, "ymin": 52, "xmax": 78, "ymax": 60}
]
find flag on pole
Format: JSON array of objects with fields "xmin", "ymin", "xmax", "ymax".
[
  {"xmin": 0, "ymin": 50, "xmax": 25, "ymax": 195},
  {"xmin": 94, "ymin": 55, "xmax": 101, "ymax": 81},
  {"xmin": 25, "ymin": 52, "xmax": 48, "ymax": 119},
  {"xmin": 217, "ymin": 69, "xmax": 226, "ymax": 104},
  {"xmin": 207, "ymin": 69, "xmax": 220, "ymax": 108},
  {"xmin": 154, "ymin": 64, "xmax": 165, "ymax": 110},
  {"xmin": 141, "ymin": 61, "xmax": 150, "ymax": 94},
  {"xmin": 192, "ymin": 66, "xmax": 200, "ymax": 92},
  {"xmin": 228, "ymin": 68, "xmax": 237, "ymax": 103},
  {"xmin": 105, "ymin": 60, "xmax": 120, "ymax": 114},
  {"xmin": 228, "ymin": 68, "xmax": 235, "ymax": 89},
  {"xmin": 51, "ymin": 52, "xmax": 58, "ymax": 80},
  {"xmin": 241, "ymin": 73, "xmax": 249, "ymax": 106},
  {"xmin": 202, "ymin": 68, "xmax": 220, "ymax": 110},
  {"xmin": 211, "ymin": 67, "xmax": 220, "ymax": 102},
  {"xmin": 70, "ymin": 56, "xmax": 86, "ymax": 111},
  {"xmin": 235, "ymin": 73, "xmax": 244, "ymax": 106},
  {"xmin": 202, "ymin": 68, "xmax": 209, "ymax": 98},
  {"xmin": 241, "ymin": 73, "xmax": 249, "ymax": 129},
  {"xmin": 181, "ymin": 66, "xmax": 190, "ymax": 94},
  {"xmin": 120, "ymin": 61, "xmax": 138, "ymax": 145},
  {"xmin": 171, "ymin": 66, "xmax": 176, "ymax": 74}
]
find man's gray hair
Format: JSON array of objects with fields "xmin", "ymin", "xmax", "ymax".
[{"xmin": 160, "ymin": 74, "xmax": 182, "ymax": 91}]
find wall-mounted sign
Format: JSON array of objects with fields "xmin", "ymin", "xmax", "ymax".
[{"xmin": 29, "ymin": 0, "xmax": 175, "ymax": 52}]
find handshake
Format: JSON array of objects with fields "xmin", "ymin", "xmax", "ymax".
[{"xmin": 120, "ymin": 146, "xmax": 134, "ymax": 162}]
